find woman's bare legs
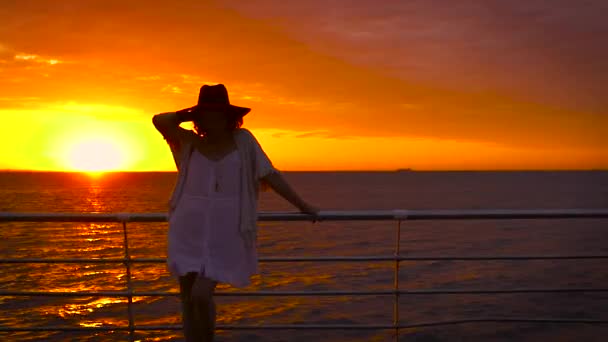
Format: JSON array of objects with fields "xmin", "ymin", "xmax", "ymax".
[
  {"xmin": 179, "ymin": 271, "xmax": 218, "ymax": 341},
  {"xmin": 209, "ymin": 297, "xmax": 217, "ymax": 337}
]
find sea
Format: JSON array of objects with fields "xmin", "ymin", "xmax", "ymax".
[{"xmin": 1, "ymin": 170, "xmax": 607, "ymax": 341}]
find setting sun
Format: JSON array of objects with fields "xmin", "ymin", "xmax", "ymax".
[
  {"xmin": 66, "ymin": 138, "xmax": 126, "ymax": 172},
  {"xmin": 47, "ymin": 116, "xmax": 143, "ymax": 173}
]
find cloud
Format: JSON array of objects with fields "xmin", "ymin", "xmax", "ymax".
[
  {"xmin": 0, "ymin": 45, "xmax": 63, "ymax": 68},
  {"xmin": 294, "ymin": 130, "xmax": 337, "ymax": 139},
  {"xmin": 14, "ymin": 53, "xmax": 63, "ymax": 65},
  {"xmin": 14, "ymin": 54, "xmax": 37, "ymax": 61},
  {"xmin": 179, "ymin": 74, "xmax": 218, "ymax": 86},
  {"xmin": 161, "ymin": 84, "xmax": 183, "ymax": 94},
  {"xmin": 135, "ymin": 75, "xmax": 161, "ymax": 81},
  {"xmin": 263, "ymin": 128, "xmax": 356, "ymax": 140}
]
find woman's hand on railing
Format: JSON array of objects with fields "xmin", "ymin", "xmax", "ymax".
[{"xmin": 299, "ymin": 202, "xmax": 321, "ymax": 223}]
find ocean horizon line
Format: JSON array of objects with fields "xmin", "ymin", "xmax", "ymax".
[{"xmin": 0, "ymin": 169, "xmax": 606, "ymax": 173}]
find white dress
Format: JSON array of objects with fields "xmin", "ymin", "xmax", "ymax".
[{"xmin": 167, "ymin": 148, "xmax": 259, "ymax": 288}]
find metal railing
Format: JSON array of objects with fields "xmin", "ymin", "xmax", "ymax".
[{"xmin": 1, "ymin": 209, "xmax": 608, "ymax": 341}]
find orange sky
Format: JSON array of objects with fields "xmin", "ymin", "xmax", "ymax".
[{"xmin": 0, "ymin": 0, "xmax": 606, "ymax": 171}]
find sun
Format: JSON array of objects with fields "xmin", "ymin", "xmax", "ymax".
[
  {"xmin": 66, "ymin": 138, "xmax": 126, "ymax": 173},
  {"xmin": 51, "ymin": 115, "xmax": 145, "ymax": 173}
]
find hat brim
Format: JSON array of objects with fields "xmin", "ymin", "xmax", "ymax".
[{"xmin": 193, "ymin": 103, "xmax": 250, "ymax": 116}]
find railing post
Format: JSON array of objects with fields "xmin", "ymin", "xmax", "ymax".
[
  {"xmin": 121, "ymin": 219, "xmax": 135, "ymax": 342},
  {"xmin": 394, "ymin": 219, "xmax": 402, "ymax": 341}
]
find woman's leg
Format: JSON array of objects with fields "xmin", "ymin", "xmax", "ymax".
[
  {"xmin": 179, "ymin": 271, "xmax": 219, "ymax": 341},
  {"xmin": 179, "ymin": 272, "xmax": 198, "ymax": 341},
  {"xmin": 191, "ymin": 272, "xmax": 218, "ymax": 341},
  {"xmin": 209, "ymin": 297, "xmax": 216, "ymax": 337}
]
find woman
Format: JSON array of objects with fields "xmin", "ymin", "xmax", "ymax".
[{"xmin": 152, "ymin": 84, "xmax": 320, "ymax": 341}]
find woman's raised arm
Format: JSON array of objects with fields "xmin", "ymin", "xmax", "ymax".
[{"xmin": 152, "ymin": 107, "xmax": 197, "ymax": 146}]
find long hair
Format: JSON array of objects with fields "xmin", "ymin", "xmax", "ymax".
[{"xmin": 192, "ymin": 111, "xmax": 244, "ymax": 137}]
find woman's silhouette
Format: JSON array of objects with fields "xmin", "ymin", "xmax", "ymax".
[{"xmin": 153, "ymin": 84, "xmax": 320, "ymax": 341}]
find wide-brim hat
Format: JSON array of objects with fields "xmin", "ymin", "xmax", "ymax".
[{"xmin": 193, "ymin": 84, "xmax": 250, "ymax": 116}]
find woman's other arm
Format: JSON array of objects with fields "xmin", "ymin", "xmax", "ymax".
[{"xmin": 261, "ymin": 172, "xmax": 321, "ymax": 221}]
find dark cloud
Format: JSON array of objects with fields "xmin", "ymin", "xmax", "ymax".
[{"xmin": 220, "ymin": 0, "xmax": 608, "ymax": 112}]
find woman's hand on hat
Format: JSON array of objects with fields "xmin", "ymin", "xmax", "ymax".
[
  {"xmin": 175, "ymin": 106, "xmax": 199, "ymax": 122},
  {"xmin": 176, "ymin": 106, "xmax": 197, "ymax": 115}
]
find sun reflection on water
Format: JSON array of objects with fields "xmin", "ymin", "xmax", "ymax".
[
  {"xmin": 86, "ymin": 184, "xmax": 106, "ymax": 213},
  {"xmin": 50, "ymin": 295, "xmax": 148, "ymax": 322},
  {"xmin": 74, "ymin": 223, "xmax": 123, "ymax": 253},
  {"xmin": 58, "ymin": 297, "xmax": 126, "ymax": 317},
  {"xmin": 79, "ymin": 321, "xmax": 103, "ymax": 328}
]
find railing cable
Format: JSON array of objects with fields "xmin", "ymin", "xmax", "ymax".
[{"xmin": 1, "ymin": 210, "xmax": 607, "ymax": 336}]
